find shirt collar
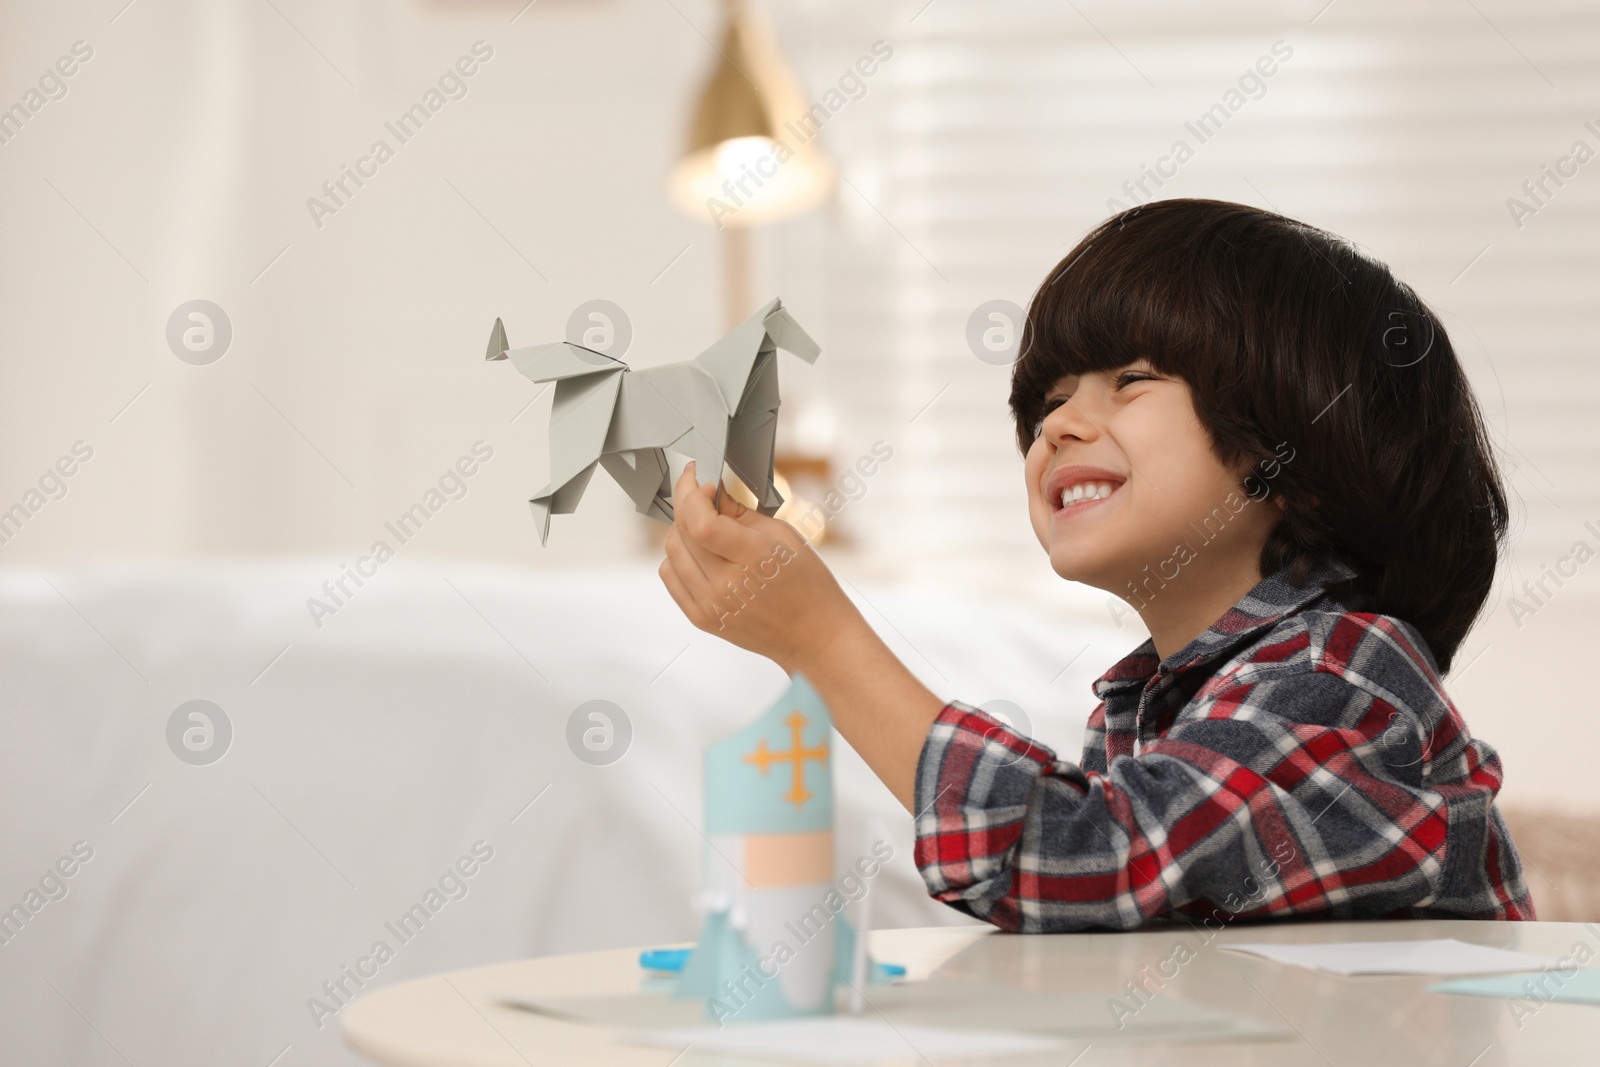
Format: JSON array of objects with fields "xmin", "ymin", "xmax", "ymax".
[{"xmin": 1092, "ymin": 557, "xmax": 1357, "ymax": 699}]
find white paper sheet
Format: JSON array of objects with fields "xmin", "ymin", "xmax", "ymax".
[
  {"xmin": 501, "ymin": 973, "xmax": 1287, "ymax": 1043},
  {"xmin": 1221, "ymin": 938, "xmax": 1564, "ymax": 976},
  {"xmin": 628, "ymin": 1017, "xmax": 1066, "ymax": 1065}
]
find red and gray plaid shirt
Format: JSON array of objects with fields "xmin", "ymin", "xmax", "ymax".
[{"xmin": 913, "ymin": 560, "xmax": 1535, "ymax": 932}]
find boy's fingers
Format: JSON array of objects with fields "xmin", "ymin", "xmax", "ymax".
[
  {"xmin": 716, "ymin": 483, "xmax": 764, "ymax": 524},
  {"xmin": 715, "ymin": 483, "xmax": 749, "ymax": 519},
  {"xmin": 670, "ymin": 463, "xmax": 729, "ymax": 580},
  {"xmin": 673, "ymin": 461, "xmax": 762, "ymax": 559},
  {"xmin": 658, "ymin": 555, "xmax": 710, "ymax": 631},
  {"xmin": 663, "ymin": 521, "xmax": 712, "ymax": 594},
  {"xmin": 672, "ymin": 461, "xmax": 708, "ymax": 519}
]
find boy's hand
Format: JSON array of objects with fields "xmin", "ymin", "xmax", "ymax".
[
  {"xmin": 660, "ymin": 458, "xmax": 946, "ymax": 812},
  {"xmin": 658, "ymin": 460, "xmax": 855, "ymax": 672}
]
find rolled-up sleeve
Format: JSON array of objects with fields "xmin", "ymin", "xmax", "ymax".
[{"xmin": 912, "ymin": 669, "xmax": 1462, "ymax": 933}]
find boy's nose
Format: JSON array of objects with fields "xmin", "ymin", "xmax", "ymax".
[{"xmin": 1041, "ymin": 393, "xmax": 1103, "ymax": 445}]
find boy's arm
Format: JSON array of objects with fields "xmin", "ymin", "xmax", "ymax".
[
  {"xmin": 914, "ymin": 660, "xmax": 1532, "ymax": 932},
  {"xmin": 658, "ymin": 461, "xmax": 946, "ymax": 810},
  {"xmin": 776, "ymin": 609, "xmax": 947, "ymax": 811}
]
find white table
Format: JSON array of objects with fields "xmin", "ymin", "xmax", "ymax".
[{"xmin": 343, "ymin": 920, "xmax": 1597, "ymax": 1065}]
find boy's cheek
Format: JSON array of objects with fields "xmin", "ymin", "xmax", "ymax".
[{"xmin": 1023, "ymin": 444, "xmax": 1049, "ymax": 501}]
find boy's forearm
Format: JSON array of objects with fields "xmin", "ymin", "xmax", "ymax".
[{"xmin": 780, "ymin": 607, "xmax": 947, "ymax": 812}]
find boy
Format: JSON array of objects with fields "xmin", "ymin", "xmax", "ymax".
[{"xmin": 658, "ymin": 199, "xmax": 1534, "ymax": 932}]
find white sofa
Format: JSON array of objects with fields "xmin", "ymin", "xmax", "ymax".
[{"xmin": 0, "ymin": 558, "xmax": 1126, "ymax": 1066}]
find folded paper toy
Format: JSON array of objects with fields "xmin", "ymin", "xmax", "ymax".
[
  {"xmin": 673, "ymin": 672, "xmax": 877, "ymax": 1024},
  {"xmin": 485, "ymin": 297, "xmax": 821, "ymax": 545}
]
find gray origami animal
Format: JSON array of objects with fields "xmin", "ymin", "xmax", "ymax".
[{"xmin": 486, "ymin": 297, "xmax": 821, "ymax": 546}]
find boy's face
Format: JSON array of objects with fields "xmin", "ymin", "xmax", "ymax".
[{"xmin": 1024, "ymin": 360, "xmax": 1282, "ymax": 599}]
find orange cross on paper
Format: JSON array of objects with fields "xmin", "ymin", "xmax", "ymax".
[{"xmin": 744, "ymin": 711, "xmax": 829, "ymax": 808}]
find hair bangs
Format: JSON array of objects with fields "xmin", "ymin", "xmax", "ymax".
[{"xmin": 1009, "ymin": 218, "xmax": 1228, "ymax": 458}]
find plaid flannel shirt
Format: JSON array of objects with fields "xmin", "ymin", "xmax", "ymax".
[{"xmin": 913, "ymin": 559, "xmax": 1535, "ymax": 932}]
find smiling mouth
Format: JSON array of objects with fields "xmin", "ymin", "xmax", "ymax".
[{"xmin": 1050, "ymin": 478, "xmax": 1125, "ymax": 519}]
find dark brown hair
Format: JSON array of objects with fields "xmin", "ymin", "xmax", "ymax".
[{"xmin": 1011, "ymin": 198, "xmax": 1506, "ymax": 673}]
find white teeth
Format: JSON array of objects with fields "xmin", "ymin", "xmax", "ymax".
[{"xmin": 1057, "ymin": 481, "xmax": 1115, "ymax": 508}]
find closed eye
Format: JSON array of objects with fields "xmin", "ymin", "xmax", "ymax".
[
  {"xmin": 1031, "ymin": 368, "xmax": 1158, "ymax": 440},
  {"xmin": 1030, "ymin": 397, "xmax": 1066, "ymax": 441}
]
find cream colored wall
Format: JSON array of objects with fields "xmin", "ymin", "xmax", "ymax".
[
  {"xmin": 0, "ymin": 0, "xmax": 777, "ymax": 569},
  {"xmin": 0, "ymin": 0, "xmax": 1594, "ymax": 812},
  {"xmin": 1447, "ymin": 584, "xmax": 1600, "ymax": 812}
]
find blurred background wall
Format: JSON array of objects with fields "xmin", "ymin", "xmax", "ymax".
[{"xmin": 4, "ymin": 0, "xmax": 1591, "ymax": 799}]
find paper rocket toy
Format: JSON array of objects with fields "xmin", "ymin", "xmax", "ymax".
[
  {"xmin": 485, "ymin": 297, "xmax": 821, "ymax": 546},
  {"xmin": 674, "ymin": 673, "xmax": 878, "ymax": 1024}
]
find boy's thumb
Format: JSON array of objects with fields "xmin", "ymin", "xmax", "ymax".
[{"xmin": 713, "ymin": 485, "xmax": 750, "ymax": 518}]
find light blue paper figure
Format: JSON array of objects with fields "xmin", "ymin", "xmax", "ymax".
[{"xmin": 674, "ymin": 673, "xmax": 883, "ymax": 1024}]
